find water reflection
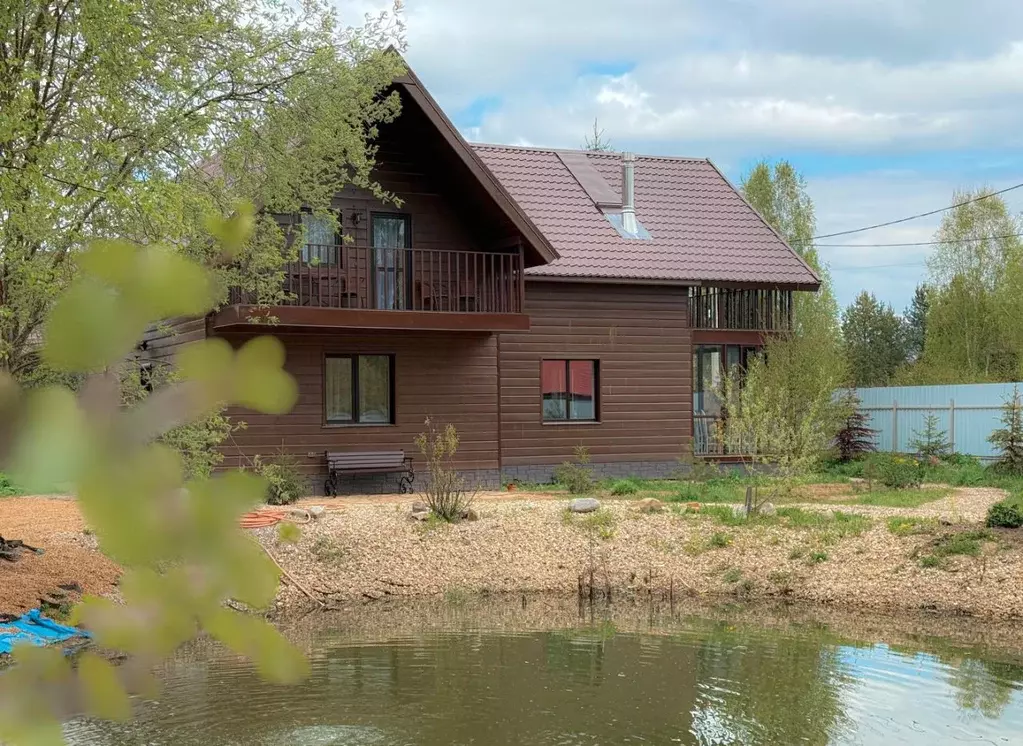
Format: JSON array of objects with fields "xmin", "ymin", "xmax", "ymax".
[{"xmin": 63, "ymin": 603, "xmax": 1023, "ymax": 746}]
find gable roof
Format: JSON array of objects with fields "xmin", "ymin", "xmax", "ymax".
[
  {"xmin": 392, "ymin": 60, "xmax": 559, "ymax": 266},
  {"xmin": 471, "ymin": 144, "xmax": 821, "ymax": 289}
]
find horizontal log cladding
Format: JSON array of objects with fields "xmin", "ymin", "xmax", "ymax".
[{"xmin": 499, "ymin": 281, "xmax": 692, "ymax": 467}]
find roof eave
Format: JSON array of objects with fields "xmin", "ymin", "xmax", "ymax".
[{"xmin": 390, "ymin": 56, "xmax": 560, "ymax": 266}]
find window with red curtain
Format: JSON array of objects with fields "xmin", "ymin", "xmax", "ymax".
[{"xmin": 542, "ymin": 360, "xmax": 598, "ymax": 421}]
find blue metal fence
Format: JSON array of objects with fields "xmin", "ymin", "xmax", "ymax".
[{"xmin": 854, "ymin": 382, "xmax": 1022, "ymax": 459}]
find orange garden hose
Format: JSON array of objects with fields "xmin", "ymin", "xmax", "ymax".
[{"xmin": 238, "ymin": 509, "xmax": 292, "ymax": 529}]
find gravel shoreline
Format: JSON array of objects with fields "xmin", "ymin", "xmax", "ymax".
[{"xmin": 258, "ymin": 487, "xmax": 1023, "ymax": 621}]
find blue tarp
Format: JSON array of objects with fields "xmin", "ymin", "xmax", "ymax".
[{"xmin": 0, "ymin": 609, "xmax": 90, "ymax": 655}]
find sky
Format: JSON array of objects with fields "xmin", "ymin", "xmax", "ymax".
[{"xmin": 342, "ymin": 0, "xmax": 1023, "ymax": 312}]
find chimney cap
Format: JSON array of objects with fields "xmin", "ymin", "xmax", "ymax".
[{"xmin": 623, "ymin": 151, "xmax": 636, "ymax": 162}]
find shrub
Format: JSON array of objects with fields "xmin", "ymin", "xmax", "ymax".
[
  {"xmin": 609, "ymin": 479, "xmax": 639, "ymax": 496},
  {"xmin": 986, "ymin": 499, "xmax": 1023, "ymax": 529},
  {"xmin": 808, "ymin": 550, "xmax": 828, "ymax": 565},
  {"xmin": 553, "ymin": 445, "xmax": 594, "ymax": 494},
  {"xmin": 990, "ymin": 386, "xmax": 1023, "ymax": 476},
  {"xmin": 834, "ymin": 393, "xmax": 877, "ymax": 462},
  {"xmin": 254, "ymin": 451, "xmax": 307, "ymax": 505},
  {"xmin": 0, "ymin": 472, "xmax": 22, "ymax": 497},
  {"xmin": 415, "ymin": 419, "xmax": 478, "ymax": 522},
  {"xmin": 910, "ymin": 413, "xmax": 951, "ymax": 459},
  {"xmin": 866, "ymin": 453, "xmax": 925, "ymax": 489},
  {"xmin": 708, "ymin": 531, "xmax": 732, "ymax": 548}
]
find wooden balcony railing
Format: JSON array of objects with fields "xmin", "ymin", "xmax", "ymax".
[
  {"xmin": 228, "ymin": 245, "xmax": 524, "ymax": 314},
  {"xmin": 689, "ymin": 288, "xmax": 793, "ymax": 331}
]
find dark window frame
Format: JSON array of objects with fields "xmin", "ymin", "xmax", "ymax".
[
  {"xmin": 370, "ymin": 212, "xmax": 413, "ymax": 311},
  {"xmin": 541, "ymin": 359, "xmax": 600, "ymax": 423},
  {"xmin": 323, "ymin": 353, "xmax": 396, "ymax": 426},
  {"xmin": 297, "ymin": 208, "xmax": 342, "ymax": 267}
]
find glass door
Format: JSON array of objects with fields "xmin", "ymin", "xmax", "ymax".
[{"xmin": 371, "ymin": 214, "xmax": 410, "ymax": 310}]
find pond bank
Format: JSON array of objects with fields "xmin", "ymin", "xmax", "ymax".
[{"xmin": 256, "ymin": 486, "xmax": 1023, "ymax": 621}]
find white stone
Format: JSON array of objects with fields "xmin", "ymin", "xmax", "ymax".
[{"xmin": 569, "ymin": 498, "xmax": 600, "ymax": 513}]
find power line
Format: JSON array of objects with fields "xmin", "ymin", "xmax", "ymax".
[
  {"xmin": 817, "ymin": 231, "xmax": 1023, "ymax": 249},
  {"xmin": 796, "ymin": 182, "xmax": 1023, "ymax": 242},
  {"xmin": 831, "ymin": 261, "xmax": 928, "ymax": 271}
]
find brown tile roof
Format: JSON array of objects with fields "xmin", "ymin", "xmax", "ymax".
[{"xmin": 471, "ymin": 144, "xmax": 820, "ymax": 289}]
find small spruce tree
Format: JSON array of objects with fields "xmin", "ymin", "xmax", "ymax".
[
  {"xmin": 990, "ymin": 386, "xmax": 1023, "ymax": 476},
  {"xmin": 910, "ymin": 413, "xmax": 951, "ymax": 459},
  {"xmin": 834, "ymin": 393, "xmax": 877, "ymax": 461}
]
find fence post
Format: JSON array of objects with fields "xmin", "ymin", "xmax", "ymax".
[
  {"xmin": 949, "ymin": 399, "xmax": 956, "ymax": 453},
  {"xmin": 892, "ymin": 399, "xmax": 899, "ymax": 452}
]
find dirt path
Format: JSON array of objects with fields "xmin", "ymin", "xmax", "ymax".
[{"xmin": 0, "ymin": 497, "xmax": 120, "ymax": 615}]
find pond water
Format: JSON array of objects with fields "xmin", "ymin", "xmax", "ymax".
[{"xmin": 65, "ymin": 602, "xmax": 1023, "ymax": 745}]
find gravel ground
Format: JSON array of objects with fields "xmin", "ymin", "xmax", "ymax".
[
  {"xmin": 259, "ymin": 487, "xmax": 1023, "ymax": 620},
  {"xmin": 0, "ymin": 497, "xmax": 120, "ymax": 614}
]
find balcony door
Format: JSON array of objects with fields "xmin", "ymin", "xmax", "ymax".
[{"xmin": 371, "ymin": 214, "xmax": 410, "ymax": 310}]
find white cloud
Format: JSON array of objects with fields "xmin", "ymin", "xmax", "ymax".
[{"xmin": 339, "ymin": 0, "xmax": 1023, "ymax": 309}]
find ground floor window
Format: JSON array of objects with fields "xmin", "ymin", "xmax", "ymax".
[
  {"xmin": 693, "ymin": 344, "xmax": 761, "ymax": 454},
  {"xmin": 324, "ymin": 354, "xmax": 394, "ymax": 425},
  {"xmin": 542, "ymin": 359, "xmax": 599, "ymax": 422}
]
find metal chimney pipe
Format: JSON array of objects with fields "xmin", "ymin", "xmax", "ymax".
[{"xmin": 622, "ymin": 152, "xmax": 638, "ymax": 236}]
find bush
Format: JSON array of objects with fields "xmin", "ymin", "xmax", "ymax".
[
  {"xmin": 990, "ymin": 386, "xmax": 1023, "ymax": 476},
  {"xmin": 708, "ymin": 531, "xmax": 732, "ymax": 548},
  {"xmin": 865, "ymin": 453, "xmax": 925, "ymax": 489},
  {"xmin": 0, "ymin": 472, "xmax": 22, "ymax": 497},
  {"xmin": 910, "ymin": 413, "xmax": 951, "ymax": 459},
  {"xmin": 415, "ymin": 419, "xmax": 479, "ymax": 522},
  {"xmin": 254, "ymin": 452, "xmax": 307, "ymax": 505},
  {"xmin": 553, "ymin": 445, "xmax": 594, "ymax": 494},
  {"xmin": 986, "ymin": 499, "xmax": 1023, "ymax": 529},
  {"xmin": 609, "ymin": 479, "xmax": 639, "ymax": 496}
]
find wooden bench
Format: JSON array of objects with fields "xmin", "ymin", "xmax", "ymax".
[{"xmin": 324, "ymin": 450, "xmax": 414, "ymax": 496}]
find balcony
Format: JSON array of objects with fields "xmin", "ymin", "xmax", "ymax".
[
  {"xmin": 212, "ymin": 245, "xmax": 527, "ymax": 332},
  {"xmin": 688, "ymin": 288, "xmax": 793, "ymax": 332}
]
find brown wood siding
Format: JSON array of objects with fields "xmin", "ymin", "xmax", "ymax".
[
  {"xmin": 141, "ymin": 316, "xmax": 206, "ymax": 366},
  {"xmin": 499, "ymin": 282, "xmax": 691, "ymax": 466},
  {"xmin": 217, "ymin": 329, "xmax": 499, "ymax": 480}
]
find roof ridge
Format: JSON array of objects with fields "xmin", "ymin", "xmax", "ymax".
[{"xmin": 469, "ymin": 141, "xmax": 710, "ymax": 164}]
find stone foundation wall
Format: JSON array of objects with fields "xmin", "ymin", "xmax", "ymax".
[{"xmin": 500, "ymin": 460, "xmax": 682, "ymax": 486}]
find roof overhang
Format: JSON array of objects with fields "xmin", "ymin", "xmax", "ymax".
[{"xmin": 391, "ymin": 53, "xmax": 559, "ymax": 267}]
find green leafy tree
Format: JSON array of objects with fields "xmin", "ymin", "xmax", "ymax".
[
  {"xmin": 989, "ymin": 385, "xmax": 1023, "ymax": 476},
  {"xmin": 842, "ymin": 291, "xmax": 908, "ymax": 387},
  {"xmin": 737, "ymin": 161, "xmax": 848, "ymax": 473},
  {"xmin": 0, "ymin": 212, "xmax": 311, "ymax": 743},
  {"xmin": 915, "ymin": 189, "xmax": 1023, "ymax": 382},
  {"xmin": 0, "ymin": 0, "xmax": 406, "ymax": 377}
]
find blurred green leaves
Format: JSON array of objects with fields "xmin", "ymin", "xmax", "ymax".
[{"xmin": 0, "ymin": 209, "xmax": 306, "ymax": 744}]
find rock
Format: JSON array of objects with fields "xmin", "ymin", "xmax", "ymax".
[
  {"xmin": 411, "ymin": 501, "xmax": 429, "ymax": 514},
  {"xmin": 411, "ymin": 510, "xmax": 430, "ymax": 522},
  {"xmin": 634, "ymin": 498, "xmax": 664, "ymax": 513},
  {"xmin": 758, "ymin": 502, "xmax": 777, "ymax": 517},
  {"xmin": 307, "ymin": 505, "xmax": 326, "ymax": 520},
  {"xmin": 849, "ymin": 478, "xmax": 867, "ymax": 485},
  {"xmin": 462, "ymin": 508, "xmax": 480, "ymax": 522},
  {"xmin": 821, "ymin": 509, "xmax": 836, "ymax": 520},
  {"xmin": 569, "ymin": 498, "xmax": 600, "ymax": 514}
]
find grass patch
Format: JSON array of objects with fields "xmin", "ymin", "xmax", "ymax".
[
  {"xmin": 843, "ymin": 487, "xmax": 951, "ymax": 508},
  {"xmin": 788, "ymin": 545, "xmax": 807, "ymax": 560},
  {"xmin": 669, "ymin": 480, "xmax": 746, "ymax": 504},
  {"xmin": 572, "ymin": 509, "xmax": 617, "ymax": 540},
  {"xmin": 916, "ymin": 529, "xmax": 995, "ymax": 568},
  {"xmin": 310, "ymin": 536, "xmax": 347, "ymax": 565},
  {"xmin": 776, "ymin": 507, "xmax": 871, "ymax": 537},
  {"xmin": 0, "ymin": 472, "xmax": 23, "ymax": 497},
  {"xmin": 708, "ymin": 531, "xmax": 732, "ymax": 549},
  {"xmin": 722, "ymin": 567, "xmax": 743, "ymax": 583},
  {"xmin": 608, "ymin": 479, "xmax": 640, "ymax": 496},
  {"xmin": 887, "ymin": 516, "xmax": 939, "ymax": 537},
  {"xmin": 808, "ymin": 550, "xmax": 829, "ymax": 565}
]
